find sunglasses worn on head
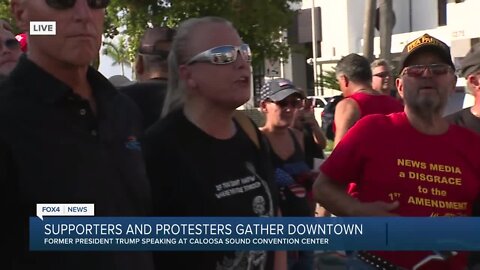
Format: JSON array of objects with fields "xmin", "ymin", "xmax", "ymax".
[
  {"xmin": 2, "ymin": 38, "xmax": 20, "ymax": 51},
  {"xmin": 401, "ymin": 64, "xmax": 452, "ymax": 77},
  {"xmin": 270, "ymin": 98, "xmax": 303, "ymax": 109},
  {"xmin": 186, "ymin": 44, "xmax": 251, "ymax": 65},
  {"xmin": 373, "ymin": 71, "xmax": 391, "ymax": 78},
  {"xmin": 45, "ymin": 0, "xmax": 110, "ymax": 10}
]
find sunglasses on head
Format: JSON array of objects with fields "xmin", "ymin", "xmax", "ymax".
[
  {"xmin": 401, "ymin": 64, "xmax": 452, "ymax": 77},
  {"xmin": 270, "ymin": 98, "xmax": 304, "ymax": 109},
  {"xmin": 185, "ymin": 44, "xmax": 251, "ymax": 65},
  {"xmin": 45, "ymin": 0, "xmax": 110, "ymax": 10},
  {"xmin": 2, "ymin": 38, "xmax": 20, "ymax": 51}
]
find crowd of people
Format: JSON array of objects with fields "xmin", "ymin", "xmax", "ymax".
[{"xmin": 1, "ymin": 1, "xmax": 479, "ymax": 270}]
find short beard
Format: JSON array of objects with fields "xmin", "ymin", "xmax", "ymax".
[{"xmin": 408, "ymin": 97, "xmax": 444, "ymax": 125}]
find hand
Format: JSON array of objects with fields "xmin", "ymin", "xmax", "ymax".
[
  {"xmin": 350, "ymin": 201, "xmax": 400, "ymax": 216},
  {"xmin": 302, "ymin": 111, "xmax": 318, "ymax": 128}
]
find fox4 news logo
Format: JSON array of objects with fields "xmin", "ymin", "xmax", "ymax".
[{"xmin": 30, "ymin": 21, "xmax": 56, "ymax": 35}]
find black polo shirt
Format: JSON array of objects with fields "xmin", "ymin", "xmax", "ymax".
[
  {"xmin": 0, "ymin": 56, "xmax": 154, "ymax": 270},
  {"xmin": 119, "ymin": 78, "xmax": 168, "ymax": 130}
]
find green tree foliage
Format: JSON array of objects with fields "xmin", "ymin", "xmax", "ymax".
[
  {"xmin": 318, "ymin": 69, "xmax": 339, "ymax": 91},
  {"xmin": 105, "ymin": 0, "xmax": 170, "ymax": 65},
  {"xmin": 0, "ymin": 0, "xmax": 300, "ymax": 73},
  {"xmin": 0, "ymin": 0, "xmax": 19, "ymax": 33},
  {"xmin": 106, "ymin": 0, "xmax": 301, "ymax": 69}
]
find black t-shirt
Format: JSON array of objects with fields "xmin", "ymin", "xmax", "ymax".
[
  {"xmin": 445, "ymin": 107, "xmax": 480, "ymax": 134},
  {"xmin": 119, "ymin": 78, "xmax": 167, "ymax": 130},
  {"xmin": 143, "ymin": 109, "xmax": 277, "ymax": 270},
  {"xmin": 0, "ymin": 56, "xmax": 154, "ymax": 270}
]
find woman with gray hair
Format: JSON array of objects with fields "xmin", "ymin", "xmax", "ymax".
[{"xmin": 143, "ymin": 16, "xmax": 285, "ymax": 270}]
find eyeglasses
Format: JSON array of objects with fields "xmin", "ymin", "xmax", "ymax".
[
  {"xmin": 1, "ymin": 38, "xmax": 20, "ymax": 51},
  {"xmin": 270, "ymin": 98, "xmax": 304, "ymax": 109},
  {"xmin": 401, "ymin": 64, "xmax": 452, "ymax": 77},
  {"xmin": 45, "ymin": 0, "xmax": 110, "ymax": 10},
  {"xmin": 185, "ymin": 44, "xmax": 251, "ymax": 65},
  {"xmin": 373, "ymin": 71, "xmax": 391, "ymax": 78}
]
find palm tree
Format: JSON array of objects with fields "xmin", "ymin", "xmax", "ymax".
[{"xmin": 102, "ymin": 36, "xmax": 130, "ymax": 76}]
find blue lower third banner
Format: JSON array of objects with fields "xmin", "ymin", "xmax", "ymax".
[{"xmin": 30, "ymin": 217, "xmax": 480, "ymax": 251}]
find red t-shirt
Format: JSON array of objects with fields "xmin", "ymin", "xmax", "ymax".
[
  {"xmin": 346, "ymin": 92, "xmax": 404, "ymax": 196},
  {"xmin": 349, "ymin": 91, "xmax": 404, "ymax": 118},
  {"xmin": 321, "ymin": 112, "xmax": 480, "ymax": 269}
]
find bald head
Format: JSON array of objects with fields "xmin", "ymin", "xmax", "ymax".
[{"xmin": 135, "ymin": 27, "xmax": 175, "ymax": 81}]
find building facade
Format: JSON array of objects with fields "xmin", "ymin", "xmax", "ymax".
[{"xmin": 274, "ymin": 0, "xmax": 475, "ymax": 111}]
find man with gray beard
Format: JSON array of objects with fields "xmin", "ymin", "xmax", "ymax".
[{"xmin": 313, "ymin": 33, "xmax": 480, "ymax": 270}]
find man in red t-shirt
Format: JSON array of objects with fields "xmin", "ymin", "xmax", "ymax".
[
  {"xmin": 333, "ymin": 53, "xmax": 403, "ymax": 147},
  {"xmin": 333, "ymin": 53, "xmax": 404, "ymax": 198},
  {"xmin": 313, "ymin": 33, "xmax": 480, "ymax": 270}
]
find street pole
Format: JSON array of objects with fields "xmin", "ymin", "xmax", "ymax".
[
  {"xmin": 363, "ymin": 0, "xmax": 376, "ymax": 62},
  {"xmin": 311, "ymin": 0, "xmax": 318, "ymax": 96},
  {"xmin": 280, "ymin": 31, "xmax": 285, "ymax": 78},
  {"xmin": 379, "ymin": 0, "xmax": 393, "ymax": 63}
]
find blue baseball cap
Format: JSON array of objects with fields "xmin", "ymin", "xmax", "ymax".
[{"xmin": 260, "ymin": 78, "xmax": 304, "ymax": 102}]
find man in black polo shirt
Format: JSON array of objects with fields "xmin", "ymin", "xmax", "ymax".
[
  {"xmin": 1, "ymin": 1, "xmax": 153, "ymax": 269},
  {"xmin": 119, "ymin": 26, "xmax": 175, "ymax": 130}
]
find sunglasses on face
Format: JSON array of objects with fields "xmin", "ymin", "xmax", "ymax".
[
  {"xmin": 270, "ymin": 98, "xmax": 304, "ymax": 109},
  {"xmin": 373, "ymin": 71, "xmax": 391, "ymax": 78},
  {"xmin": 401, "ymin": 64, "xmax": 452, "ymax": 77},
  {"xmin": 185, "ymin": 44, "xmax": 252, "ymax": 65},
  {"xmin": 1, "ymin": 38, "xmax": 20, "ymax": 51},
  {"xmin": 45, "ymin": 0, "xmax": 110, "ymax": 10}
]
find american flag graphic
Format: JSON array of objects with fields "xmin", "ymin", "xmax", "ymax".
[
  {"xmin": 274, "ymin": 168, "xmax": 307, "ymax": 198},
  {"xmin": 287, "ymin": 184, "xmax": 307, "ymax": 198}
]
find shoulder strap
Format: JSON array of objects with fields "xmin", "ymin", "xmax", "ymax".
[{"xmin": 233, "ymin": 110, "xmax": 260, "ymax": 149}]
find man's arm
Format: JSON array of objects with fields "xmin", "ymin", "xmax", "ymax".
[
  {"xmin": 333, "ymin": 98, "xmax": 360, "ymax": 147},
  {"xmin": 302, "ymin": 110, "xmax": 327, "ymax": 149},
  {"xmin": 312, "ymin": 171, "xmax": 399, "ymax": 216}
]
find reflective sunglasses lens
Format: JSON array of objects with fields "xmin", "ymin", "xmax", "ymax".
[
  {"xmin": 403, "ymin": 66, "xmax": 426, "ymax": 77},
  {"xmin": 403, "ymin": 65, "xmax": 450, "ymax": 77},
  {"xmin": 210, "ymin": 46, "xmax": 236, "ymax": 64},
  {"xmin": 430, "ymin": 65, "xmax": 450, "ymax": 75},
  {"xmin": 241, "ymin": 44, "xmax": 252, "ymax": 62},
  {"xmin": 5, "ymin": 39, "xmax": 20, "ymax": 50}
]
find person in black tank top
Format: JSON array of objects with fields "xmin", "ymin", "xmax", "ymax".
[{"xmin": 259, "ymin": 78, "xmax": 316, "ymax": 270}]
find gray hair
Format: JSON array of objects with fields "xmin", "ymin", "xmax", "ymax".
[
  {"xmin": 335, "ymin": 53, "xmax": 372, "ymax": 83},
  {"xmin": 161, "ymin": 16, "xmax": 234, "ymax": 118},
  {"xmin": 371, "ymin": 58, "xmax": 392, "ymax": 70}
]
